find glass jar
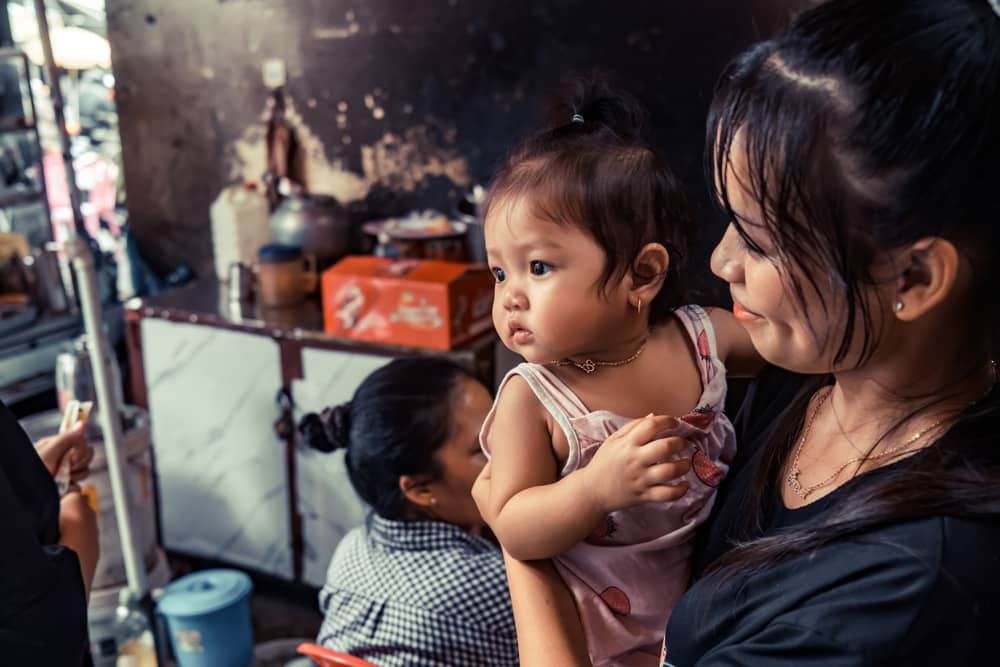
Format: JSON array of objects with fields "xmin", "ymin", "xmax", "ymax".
[{"xmin": 256, "ymin": 244, "xmax": 304, "ymax": 307}]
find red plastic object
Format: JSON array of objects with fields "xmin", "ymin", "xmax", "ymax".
[{"xmin": 296, "ymin": 642, "xmax": 378, "ymax": 667}]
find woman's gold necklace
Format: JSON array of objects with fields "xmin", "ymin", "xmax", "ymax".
[
  {"xmin": 552, "ymin": 339, "xmax": 647, "ymax": 374},
  {"xmin": 786, "ymin": 387, "xmax": 951, "ymax": 501}
]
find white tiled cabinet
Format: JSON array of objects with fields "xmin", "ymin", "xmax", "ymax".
[
  {"xmin": 141, "ymin": 319, "xmax": 294, "ymax": 579},
  {"xmin": 292, "ymin": 347, "xmax": 391, "ymax": 587}
]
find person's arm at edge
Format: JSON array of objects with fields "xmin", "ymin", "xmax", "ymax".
[
  {"xmin": 501, "ymin": 549, "xmax": 591, "ymax": 667},
  {"xmin": 58, "ymin": 489, "xmax": 99, "ymax": 598}
]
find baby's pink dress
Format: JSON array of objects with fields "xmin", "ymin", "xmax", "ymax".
[{"xmin": 481, "ymin": 305, "xmax": 737, "ymax": 666}]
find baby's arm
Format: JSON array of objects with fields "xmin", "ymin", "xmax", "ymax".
[
  {"xmin": 482, "ymin": 376, "xmax": 691, "ymax": 561},
  {"xmin": 481, "ymin": 375, "xmax": 606, "ymax": 561},
  {"xmin": 709, "ymin": 307, "xmax": 766, "ymax": 377}
]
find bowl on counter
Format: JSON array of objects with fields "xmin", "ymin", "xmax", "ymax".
[{"xmin": 362, "ymin": 210, "xmax": 469, "ymax": 262}]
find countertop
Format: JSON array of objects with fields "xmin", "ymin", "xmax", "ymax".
[{"xmin": 124, "ymin": 280, "xmax": 497, "ymax": 357}]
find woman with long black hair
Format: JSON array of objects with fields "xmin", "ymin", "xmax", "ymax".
[{"xmin": 477, "ymin": 1, "xmax": 1000, "ymax": 664}]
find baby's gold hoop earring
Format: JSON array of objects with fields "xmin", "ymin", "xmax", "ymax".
[{"xmin": 636, "ymin": 298, "xmax": 642, "ymax": 316}]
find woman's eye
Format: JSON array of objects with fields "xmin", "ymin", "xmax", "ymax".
[
  {"xmin": 491, "ymin": 267, "xmax": 506, "ymax": 282},
  {"xmin": 529, "ymin": 260, "xmax": 553, "ymax": 276},
  {"xmin": 736, "ymin": 232, "xmax": 768, "ymax": 258}
]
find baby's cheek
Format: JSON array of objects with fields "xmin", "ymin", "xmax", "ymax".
[{"xmin": 491, "ymin": 300, "xmax": 510, "ymax": 341}]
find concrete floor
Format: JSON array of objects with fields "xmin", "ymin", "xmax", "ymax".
[
  {"xmin": 250, "ymin": 584, "xmax": 323, "ymax": 644},
  {"xmin": 161, "ymin": 554, "xmax": 323, "ymax": 665}
]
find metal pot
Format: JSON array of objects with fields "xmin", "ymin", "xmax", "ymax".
[{"xmin": 269, "ymin": 192, "xmax": 352, "ymax": 263}]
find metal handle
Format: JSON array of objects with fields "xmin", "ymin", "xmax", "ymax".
[{"xmin": 274, "ymin": 387, "xmax": 295, "ymax": 440}]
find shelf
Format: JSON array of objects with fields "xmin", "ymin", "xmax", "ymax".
[
  {"xmin": 0, "ymin": 123, "xmax": 37, "ymax": 136},
  {"xmin": 0, "ymin": 190, "xmax": 44, "ymax": 208},
  {"xmin": 0, "ymin": 371, "xmax": 54, "ymax": 407}
]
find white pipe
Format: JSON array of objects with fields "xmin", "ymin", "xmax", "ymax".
[
  {"xmin": 63, "ymin": 238, "xmax": 148, "ymax": 596},
  {"xmin": 31, "ymin": 0, "xmax": 87, "ymax": 233}
]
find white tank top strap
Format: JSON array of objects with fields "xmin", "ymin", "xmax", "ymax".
[
  {"xmin": 672, "ymin": 304, "xmax": 724, "ymax": 393},
  {"xmin": 481, "ymin": 363, "xmax": 586, "ymax": 473}
]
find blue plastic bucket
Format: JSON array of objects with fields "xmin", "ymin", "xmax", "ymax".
[{"xmin": 156, "ymin": 569, "xmax": 254, "ymax": 667}]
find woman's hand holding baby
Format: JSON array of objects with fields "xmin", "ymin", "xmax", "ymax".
[{"xmin": 580, "ymin": 415, "xmax": 691, "ymax": 515}]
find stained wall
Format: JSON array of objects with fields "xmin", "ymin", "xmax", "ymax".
[{"xmin": 106, "ymin": 0, "xmax": 803, "ymax": 281}]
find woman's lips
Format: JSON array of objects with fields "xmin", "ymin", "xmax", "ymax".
[{"xmin": 733, "ymin": 302, "xmax": 764, "ymax": 323}]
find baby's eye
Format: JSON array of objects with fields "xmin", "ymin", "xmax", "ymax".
[
  {"xmin": 530, "ymin": 261, "xmax": 553, "ymax": 276},
  {"xmin": 491, "ymin": 267, "xmax": 506, "ymax": 283}
]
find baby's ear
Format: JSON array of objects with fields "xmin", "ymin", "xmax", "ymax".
[{"xmin": 630, "ymin": 242, "xmax": 670, "ymax": 291}]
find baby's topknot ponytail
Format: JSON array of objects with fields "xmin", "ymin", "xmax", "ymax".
[{"xmin": 484, "ymin": 71, "xmax": 694, "ymax": 327}]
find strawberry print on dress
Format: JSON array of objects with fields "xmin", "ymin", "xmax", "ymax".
[
  {"xmin": 600, "ymin": 586, "xmax": 632, "ymax": 616},
  {"xmin": 692, "ymin": 448, "xmax": 724, "ymax": 487}
]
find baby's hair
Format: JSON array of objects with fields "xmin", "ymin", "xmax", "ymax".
[
  {"xmin": 298, "ymin": 357, "xmax": 478, "ymax": 520},
  {"xmin": 484, "ymin": 74, "xmax": 694, "ymax": 326}
]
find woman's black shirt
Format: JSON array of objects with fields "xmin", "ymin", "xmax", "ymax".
[{"xmin": 664, "ymin": 368, "xmax": 1000, "ymax": 666}]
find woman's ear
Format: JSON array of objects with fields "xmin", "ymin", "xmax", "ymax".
[
  {"xmin": 893, "ymin": 237, "xmax": 960, "ymax": 321},
  {"xmin": 628, "ymin": 242, "xmax": 670, "ymax": 310},
  {"xmin": 399, "ymin": 474, "xmax": 435, "ymax": 509}
]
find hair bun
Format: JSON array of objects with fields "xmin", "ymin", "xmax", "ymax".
[
  {"xmin": 298, "ymin": 402, "xmax": 352, "ymax": 453},
  {"xmin": 327, "ymin": 403, "xmax": 351, "ymax": 449},
  {"xmin": 547, "ymin": 72, "xmax": 646, "ymax": 141}
]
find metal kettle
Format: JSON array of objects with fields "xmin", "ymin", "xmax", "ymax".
[{"xmin": 269, "ymin": 188, "xmax": 352, "ymax": 264}]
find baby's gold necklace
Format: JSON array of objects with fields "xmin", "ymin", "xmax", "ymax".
[{"xmin": 552, "ymin": 339, "xmax": 647, "ymax": 375}]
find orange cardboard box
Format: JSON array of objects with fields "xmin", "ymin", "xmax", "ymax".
[{"xmin": 321, "ymin": 256, "xmax": 495, "ymax": 350}]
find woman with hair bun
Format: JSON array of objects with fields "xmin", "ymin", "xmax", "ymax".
[{"xmin": 299, "ymin": 357, "xmax": 517, "ymax": 667}]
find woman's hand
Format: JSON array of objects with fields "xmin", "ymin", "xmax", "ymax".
[
  {"xmin": 580, "ymin": 414, "xmax": 691, "ymax": 514},
  {"xmin": 35, "ymin": 425, "xmax": 94, "ymax": 484}
]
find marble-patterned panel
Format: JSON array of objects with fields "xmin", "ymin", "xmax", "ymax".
[
  {"xmin": 293, "ymin": 347, "xmax": 390, "ymax": 587},
  {"xmin": 142, "ymin": 319, "xmax": 293, "ymax": 579}
]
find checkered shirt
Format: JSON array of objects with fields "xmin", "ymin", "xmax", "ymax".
[{"xmin": 317, "ymin": 514, "xmax": 518, "ymax": 666}]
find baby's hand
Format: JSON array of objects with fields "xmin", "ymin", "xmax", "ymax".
[{"xmin": 580, "ymin": 415, "xmax": 691, "ymax": 514}]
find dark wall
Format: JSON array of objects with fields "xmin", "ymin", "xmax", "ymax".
[{"xmin": 106, "ymin": 0, "xmax": 803, "ymax": 284}]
